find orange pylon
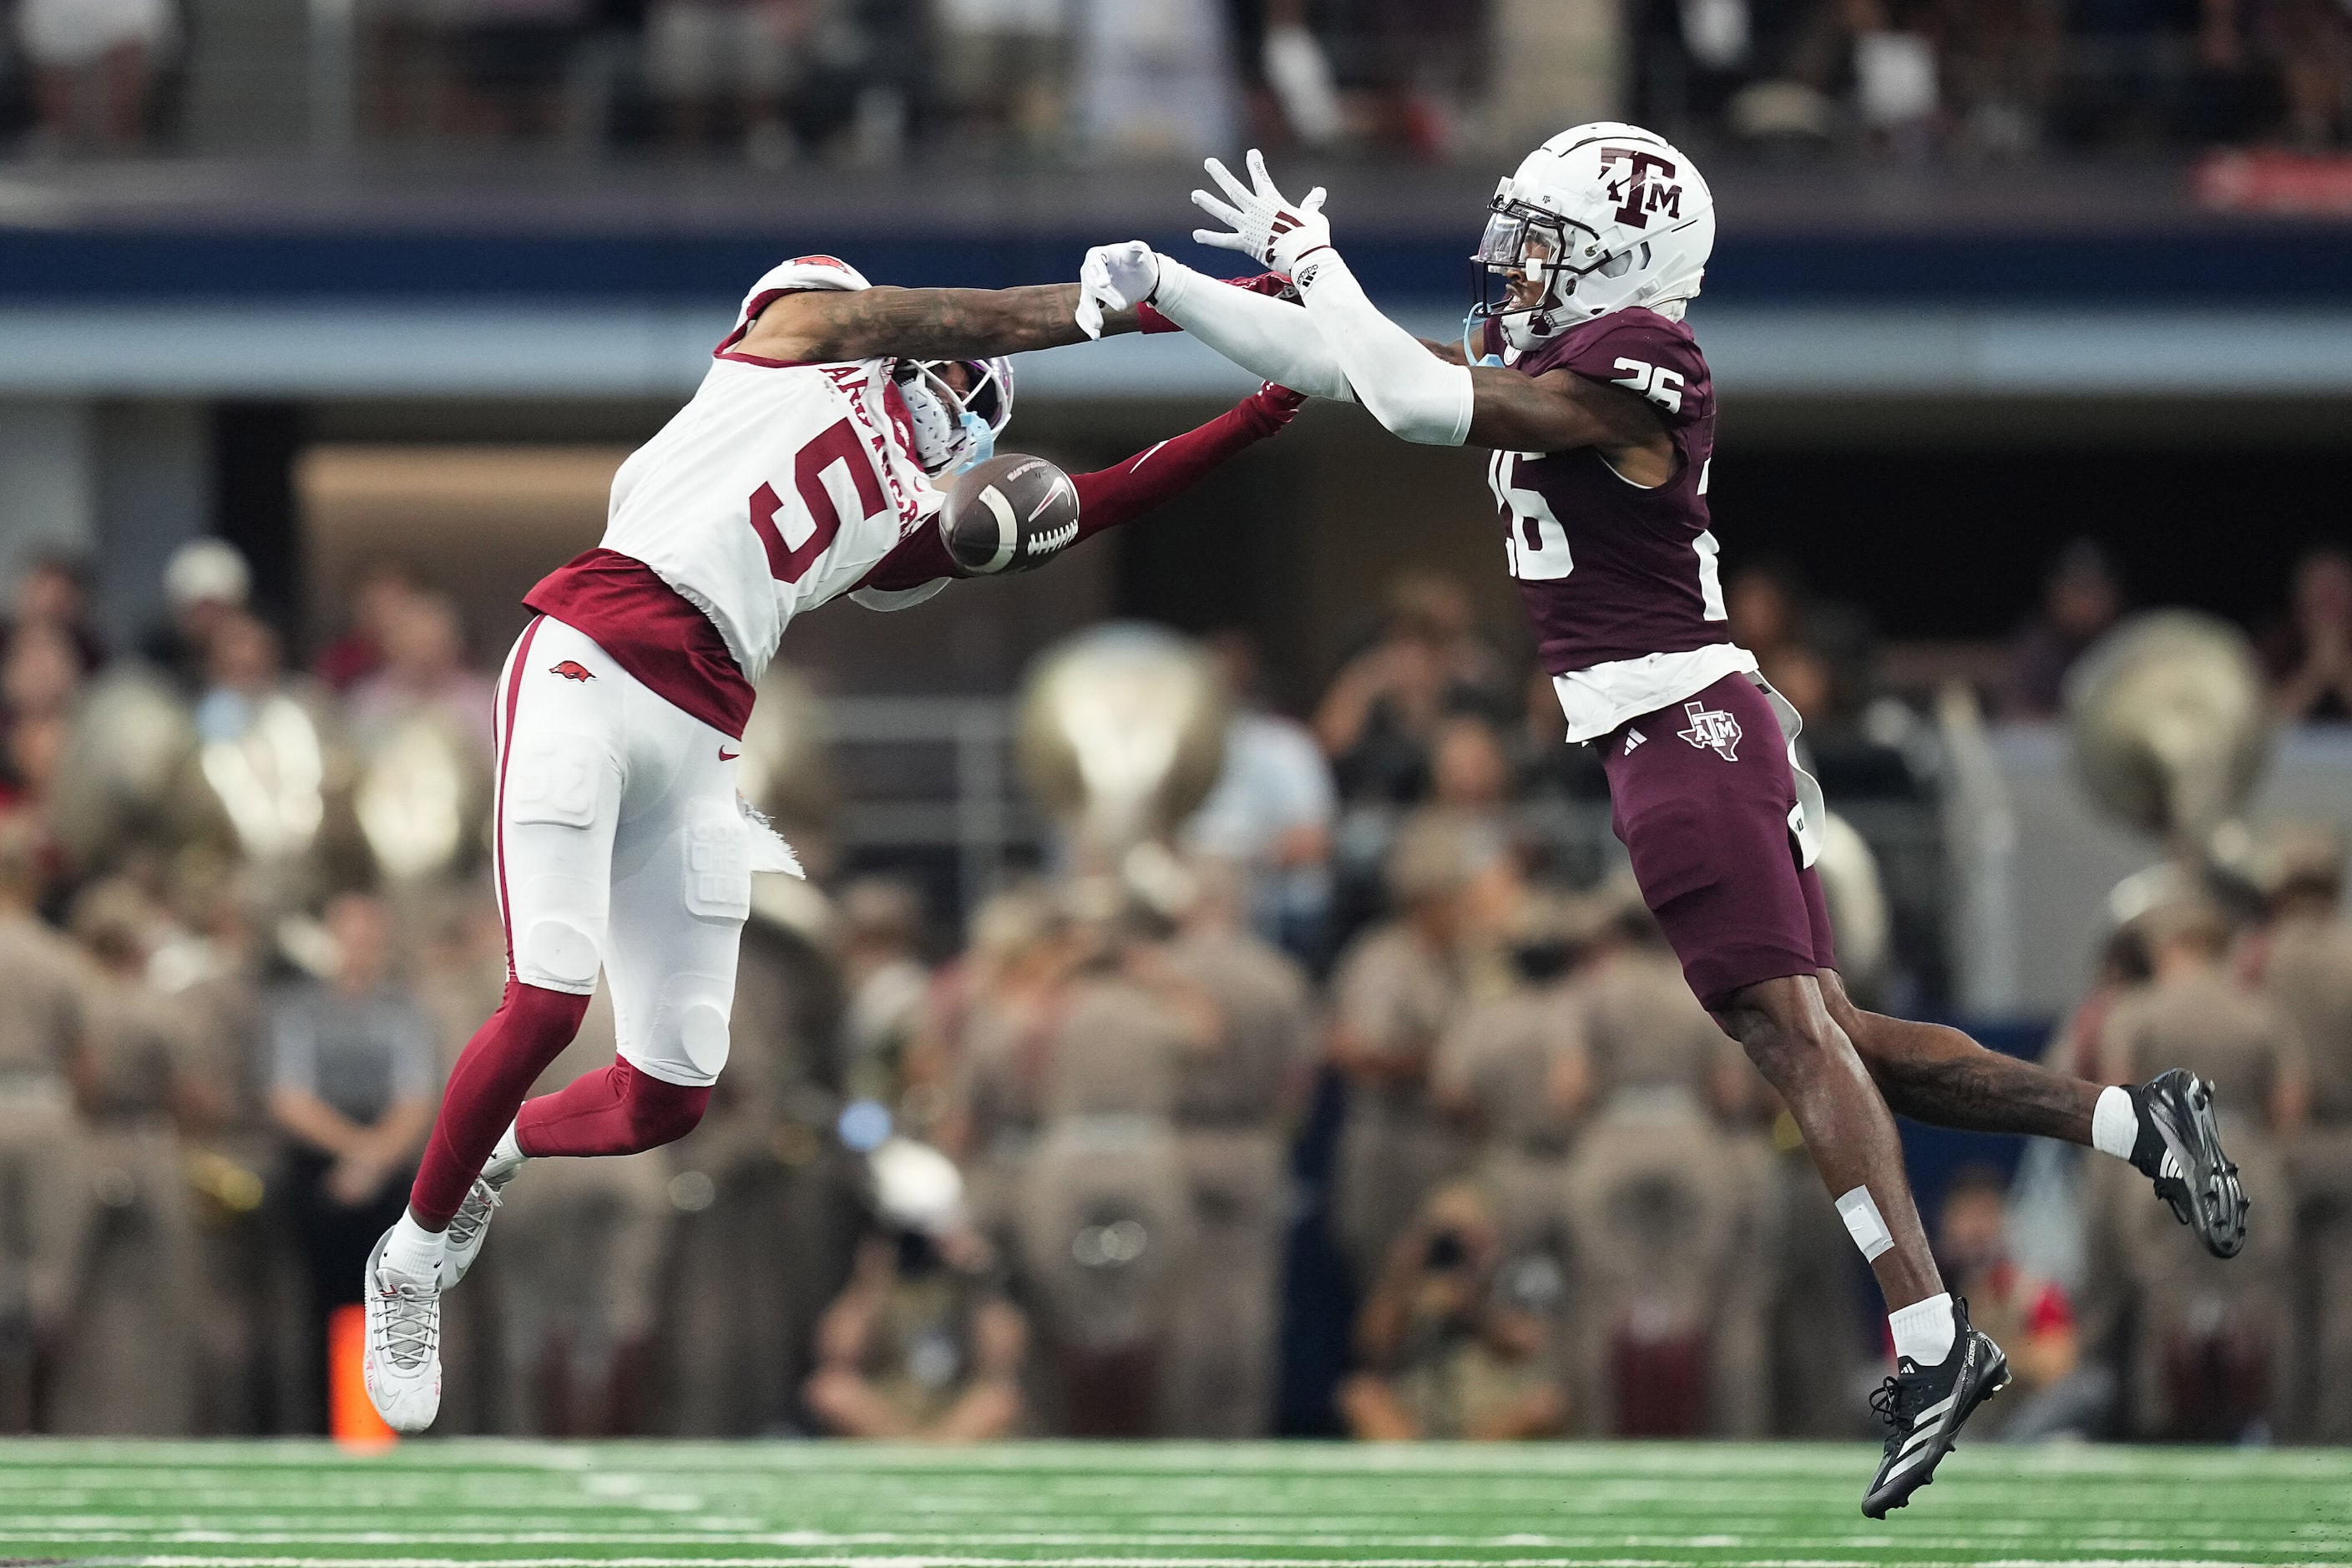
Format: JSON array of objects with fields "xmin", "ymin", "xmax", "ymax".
[{"xmin": 329, "ymin": 1302, "xmax": 398, "ymax": 1449}]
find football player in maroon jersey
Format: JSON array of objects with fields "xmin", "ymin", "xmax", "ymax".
[{"xmin": 1076, "ymin": 129, "xmax": 2246, "ymax": 1515}]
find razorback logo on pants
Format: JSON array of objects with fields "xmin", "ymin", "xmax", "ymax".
[{"xmin": 549, "ymin": 660, "xmax": 595, "ymax": 682}]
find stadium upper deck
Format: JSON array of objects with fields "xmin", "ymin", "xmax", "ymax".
[{"xmin": 0, "ymin": 154, "xmax": 2349, "ymax": 402}]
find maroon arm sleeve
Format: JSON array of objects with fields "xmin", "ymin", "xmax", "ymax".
[
  {"xmin": 1067, "ymin": 387, "xmax": 1294, "ymax": 540},
  {"xmin": 852, "ymin": 385, "xmax": 1302, "ymax": 594}
]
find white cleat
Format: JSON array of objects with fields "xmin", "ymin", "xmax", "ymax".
[
  {"xmin": 442, "ymin": 1159, "xmax": 522, "ymax": 1289},
  {"xmin": 362, "ymin": 1227, "xmax": 443, "ymax": 1433}
]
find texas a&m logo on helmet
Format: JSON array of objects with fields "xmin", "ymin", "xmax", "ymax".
[{"xmin": 1601, "ymin": 148, "xmax": 1683, "ymax": 228}]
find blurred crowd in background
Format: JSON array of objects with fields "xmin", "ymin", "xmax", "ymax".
[
  {"xmin": 0, "ymin": 528, "xmax": 2349, "ymax": 1444},
  {"xmin": 5, "ymin": 0, "xmax": 2350, "ymax": 164}
]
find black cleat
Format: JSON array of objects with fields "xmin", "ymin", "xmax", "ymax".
[
  {"xmin": 1861, "ymin": 1298, "xmax": 2009, "ymax": 1520},
  {"xmin": 2131, "ymin": 1069, "xmax": 2248, "ymax": 1259}
]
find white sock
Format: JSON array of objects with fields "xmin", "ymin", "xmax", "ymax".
[
  {"xmin": 2091, "ymin": 1084, "xmax": 2141, "ymax": 1161},
  {"xmin": 381, "ymin": 1210, "xmax": 445, "ymax": 1285},
  {"xmin": 1889, "ymin": 1292, "xmax": 1957, "ymax": 1367},
  {"xmin": 486, "ymin": 1120, "xmax": 528, "ymax": 1181}
]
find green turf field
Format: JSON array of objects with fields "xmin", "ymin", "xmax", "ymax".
[{"xmin": 0, "ymin": 1440, "xmax": 2344, "ymax": 1568}]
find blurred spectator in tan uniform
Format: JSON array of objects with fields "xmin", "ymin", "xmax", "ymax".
[
  {"xmin": 807, "ymin": 1139, "xmax": 1026, "ymax": 1439},
  {"xmin": 838, "ymin": 877, "xmax": 932, "ymax": 1112},
  {"xmin": 50, "ymin": 881, "xmax": 200, "ymax": 1434},
  {"xmin": 1432, "ymin": 902, "xmax": 1591, "ymax": 1253},
  {"xmin": 346, "ymin": 590, "xmax": 498, "ymax": 756},
  {"xmin": 482, "ymin": 989, "xmax": 670, "ymax": 1434},
  {"xmin": 2265, "ymin": 546, "xmax": 2352, "ymax": 724},
  {"xmin": 2243, "ymin": 828, "xmax": 2352, "ymax": 1440},
  {"xmin": 661, "ymin": 905, "xmax": 848, "ymax": 1435},
  {"xmin": 1931, "ymin": 1164, "xmax": 2112, "ymax": 1441},
  {"xmin": 267, "ymin": 891, "xmax": 437, "ymax": 1429},
  {"xmin": 936, "ymin": 886, "xmax": 1070, "ymax": 1247},
  {"xmin": 1338, "ymin": 1181, "xmax": 1567, "ymax": 1440},
  {"xmin": 158, "ymin": 872, "xmax": 301, "ymax": 1435},
  {"xmin": 0, "ymin": 817, "xmax": 89, "ymax": 1430},
  {"xmin": 1327, "ymin": 814, "xmax": 1476, "ymax": 1293},
  {"xmin": 1551, "ymin": 894, "xmax": 1774, "ymax": 1435},
  {"xmin": 1158, "ymin": 860, "xmax": 1317, "ymax": 1437},
  {"xmin": 2092, "ymin": 899, "xmax": 2308, "ymax": 1440},
  {"xmin": 1014, "ymin": 902, "xmax": 1203, "ymax": 1435}
]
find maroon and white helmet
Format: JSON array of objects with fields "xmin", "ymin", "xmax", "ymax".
[{"xmin": 1470, "ymin": 122, "xmax": 1716, "ymax": 352}]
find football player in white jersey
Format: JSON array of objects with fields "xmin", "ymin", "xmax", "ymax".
[{"xmin": 362, "ymin": 254, "xmax": 1303, "ymax": 1431}]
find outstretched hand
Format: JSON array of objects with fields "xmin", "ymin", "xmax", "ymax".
[
  {"xmin": 1075, "ymin": 240, "xmax": 1161, "ymax": 340},
  {"xmin": 1191, "ymin": 149, "xmax": 1330, "ymax": 276},
  {"xmin": 1249, "ymin": 382, "xmax": 1309, "ymax": 427}
]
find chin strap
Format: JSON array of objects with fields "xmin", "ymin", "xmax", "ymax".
[{"xmin": 1459, "ymin": 310, "xmax": 1505, "ymax": 368}]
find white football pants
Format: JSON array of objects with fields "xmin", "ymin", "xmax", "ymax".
[{"xmin": 492, "ymin": 615, "xmax": 749, "ymax": 1087}]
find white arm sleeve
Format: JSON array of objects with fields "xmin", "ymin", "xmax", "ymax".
[
  {"xmin": 1151, "ymin": 260, "xmax": 1357, "ymax": 403},
  {"xmin": 1292, "ymin": 250, "xmax": 1473, "ymax": 446}
]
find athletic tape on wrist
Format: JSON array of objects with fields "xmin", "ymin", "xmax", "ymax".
[{"xmin": 1835, "ymin": 1185, "xmax": 1894, "ymax": 1262}]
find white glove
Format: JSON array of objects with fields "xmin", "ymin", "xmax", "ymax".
[
  {"xmin": 1191, "ymin": 149, "xmax": 1330, "ymax": 277},
  {"xmin": 1074, "ymin": 240, "xmax": 1161, "ymax": 341}
]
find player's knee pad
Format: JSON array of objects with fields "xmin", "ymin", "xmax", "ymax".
[
  {"xmin": 664, "ymin": 997, "xmax": 732, "ymax": 1083},
  {"xmin": 514, "ymin": 915, "xmax": 601, "ymax": 993},
  {"xmin": 621, "ymin": 984, "xmax": 732, "ymax": 1088}
]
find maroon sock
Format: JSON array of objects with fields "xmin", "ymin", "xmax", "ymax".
[
  {"xmin": 407, "ymin": 980, "xmax": 590, "ymax": 1228},
  {"xmin": 516, "ymin": 1057, "xmax": 711, "ymax": 1157}
]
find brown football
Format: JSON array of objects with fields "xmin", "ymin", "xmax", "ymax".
[{"xmin": 938, "ymin": 453, "xmax": 1081, "ymax": 576}]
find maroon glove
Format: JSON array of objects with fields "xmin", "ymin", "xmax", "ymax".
[{"xmin": 1136, "ymin": 271, "xmax": 1302, "ymax": 335}]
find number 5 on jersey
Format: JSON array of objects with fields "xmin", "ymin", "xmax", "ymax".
[
  {"xmin": 747, "ymin": 417, "xmax": 887, "ymax": 583},
  {"xmin": 1489, "ymin": 450, "xmax": 1572, "ymax": 582}
]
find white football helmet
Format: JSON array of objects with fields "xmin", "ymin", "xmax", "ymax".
[
  {"xmin": 1469, "ymin": 122, "xmax": 1716, "ymax": 352},
  {"xmin": 897, "ymin": 355, "xmax": 1016, "ymax": 477}
]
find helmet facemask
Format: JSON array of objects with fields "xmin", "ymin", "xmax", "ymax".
[
  {"xmin": 1469, "ymin": 184, "xmax": 1650, "ymax": 352},
  {"xmin": 897, "ymin": 356, "xmax": 1018, "ymax": 477}
]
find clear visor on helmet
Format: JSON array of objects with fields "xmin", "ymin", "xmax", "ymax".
[
  {"xmin": 1474, "ymin": 199, "xmax": 1621, "ymax": 281},
  {"xmin": 1470, "ymin": 195, "xmax": 1640, "ymax": 326}
]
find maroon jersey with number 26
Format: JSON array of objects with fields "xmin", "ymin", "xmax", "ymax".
[{"xmin": 1482, "ymin": 307, "xmax": 1744, "ymax": 739}]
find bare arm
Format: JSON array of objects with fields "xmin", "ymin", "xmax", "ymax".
[
  {"xmin": 1465, "ymin": 366, "xmax": 1676, "ymax": 482},
  {"xmin": 742, "ymin": 285, "xmax": 1138, "ymax": 363}
]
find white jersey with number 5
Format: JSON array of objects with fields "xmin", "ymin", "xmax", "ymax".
[{"xmin": 599, "ymin": 255, "xmax": 944, "ymax": 681}]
